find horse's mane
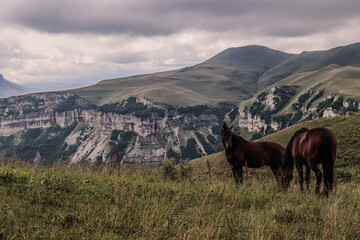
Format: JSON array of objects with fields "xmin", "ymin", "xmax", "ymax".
[
  {"xmin": 231, "ymin": 132, "xmax": 246, "ymax": 147},
  {"xmin": 282, "ymin": 128, "xmax": 309, "ymax": 167}
]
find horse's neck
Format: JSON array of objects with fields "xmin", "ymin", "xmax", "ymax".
[{"xmin": 232, "ymin": 134, "xmax": 247, "ymax": 147}]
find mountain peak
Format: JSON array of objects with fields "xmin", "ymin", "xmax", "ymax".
[
  {"xmin": 0, "ymin": 74, "xmax": 29, "ymax": 98},
  {"xmin": 202, "ymin": 44, "xmax": 292, "ymax": 71}
]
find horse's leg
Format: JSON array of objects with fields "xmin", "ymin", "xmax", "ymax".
[
  {"xmin": 310, "ymin": 164, "xmax": 322, "ymax": 195},
  {"xmin": 235, "ymin": 167, "xmax": 243, "ymax": 185},
  {"xmin": 305, "ymin": 165, "xmax": 311, "ymax": 191},
  {"xmin": 323, "ymin": 169, "xmax": 331, "ymax": 197},
  {"xmin": 270, "ymin": 164, "xmax": 279, "ymax": 181},
  {"xmin": 322, "ymin": 154, "xmax": 334, "ymax": 197},
  {"xmin": 238, "ymin": 167, "xmax": 243, "ymax": 184},
  {"xmin": 231, "ymin": 166, "xmax": 238, "ymax": 185},
  {"xmin": 231, "ymin": 165, "xmax": 243, "ymax": 185},
  {"xmin": 296, "ymin": 165, "xmax": 304, "ymax": 192}
]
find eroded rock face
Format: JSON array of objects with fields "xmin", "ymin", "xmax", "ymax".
[
  {"xmin": 0, "ymin": 93, "xmax": 224, "ymax": 165},
  {"xmin": 236, "ymin": 87, "xmax": 359, "ymax": 135},
  {"xmin": 323, "ymin": 108, "xmax": 337, "ymax": 118},
  {"xmin": 4, "ymin": 89, "xmax": 356, "ymax": 165}
]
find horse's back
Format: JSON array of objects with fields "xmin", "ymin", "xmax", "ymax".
[
  {"xmin": 249, "ymin": 141, "xmax": 284, "ymax": 166},
  {"xmin": 307, "ymin": 128, "xmax": 337, "ymax": 149},
  {"xmin": 303, "ymin": 127, "xmax": 337, "ymax": 163},
  {"xmin": 262, "ymin": 141, "xmax": 285, "ymax": 156}
]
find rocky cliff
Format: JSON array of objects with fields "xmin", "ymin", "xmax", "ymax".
[
  {"xmin": 235, "ymin": 85, "xmax": 360, "ymax": 139},
  {"xmin": 1, "ymin": 86, "xmax": 358, "ymax": 166},
  {"xmin": 0, "ymin": 93, "xmax": 228, "ymax": 165}
]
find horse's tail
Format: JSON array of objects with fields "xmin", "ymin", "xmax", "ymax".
[{"xmin": 322, "ymin": 131, "xmax": 335, "ymax": 194}]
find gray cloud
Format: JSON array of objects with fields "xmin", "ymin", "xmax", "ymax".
[
  {"xmin": 101, "ymin": 51, "xmax": 146, "ymax": 64},
  {"xmin": 0, "ymin": 0, "xmax": 360, "ymax": 87},
  {"xmin": 3, "ymin": 0, "xmax": 360, "ymax": 37}
]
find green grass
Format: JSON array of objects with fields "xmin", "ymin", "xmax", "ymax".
[
  {"xmin": 1, "ymin": 117, "xmax": 359, "ymax": 239},
  {"xmin": 0, "ymin": 159, "xmax": 359, "ymax": 239},
  {"xmin": 272, "ymin": 65, "xmax": 360, "ymax": 99}
]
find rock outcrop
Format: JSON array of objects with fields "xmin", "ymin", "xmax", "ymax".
[{"xmin": 0, "ymin": 93, "xmax": 225, "ymax": 165}]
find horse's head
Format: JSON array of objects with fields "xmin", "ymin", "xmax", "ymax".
[
  {"xmin": 278, "ymin": 139, "xmax": 295, "ymax": 190},
  {"xmin": 221, "ymin": 123, "xmax": 233, "ymax": 150},
  {"xmin": 278, "ymin": 128, "xmax": 307, "ymax": 190},
  {"xmin": 278, "ymin": 165, "xmax": 293, "ymax": 190}
]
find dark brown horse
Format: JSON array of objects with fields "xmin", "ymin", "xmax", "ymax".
[
  {"xmin": 220, "ymin": 123, "xmax": 284, "ymax": 185},
  {"xmin": 279, "ymin": 127, "xmax": 337, "ymax": 196}
]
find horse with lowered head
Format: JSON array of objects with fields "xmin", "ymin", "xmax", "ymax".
[
  {"xmin": 220, "ymin": 123, "xmax": 284, "ymax": 185},
  {"xmin": 279, "ymin": 127, "xmax": 337, "ymax": 196}
]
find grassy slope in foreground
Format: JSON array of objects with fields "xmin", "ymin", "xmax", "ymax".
[
  {"xmin": 0, "ymin": 159, "xmax": 359, "ymax": 239},
  {"xmin": 191, "ymin": 116, "xmax": 360, "ymax": 180}
]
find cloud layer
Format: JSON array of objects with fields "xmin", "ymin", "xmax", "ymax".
[{"xmin": 1, "ymin": 0, "xmax": 360, "ymax": 86}]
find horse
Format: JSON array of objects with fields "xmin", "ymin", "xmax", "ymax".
[
  {"xmin": 220, "ymin": 123, "xmax": 284, "ymax": 185},
  {"xmin": 279, "ymin": 127, "xmax": 337, "ymax": 196}
]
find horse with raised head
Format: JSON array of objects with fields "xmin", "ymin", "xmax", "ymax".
[
  {"xmin": 220, "ymin": 123, "xmax": 284, "ymax": 185},
  {"xmin": 279, "ymin": 127, "xmax": 337, "ymax": 196}
]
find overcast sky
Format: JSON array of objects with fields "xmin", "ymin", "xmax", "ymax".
[{"xmin": 1, "ymin": 0, "xmax": 360, "ymax": 87}]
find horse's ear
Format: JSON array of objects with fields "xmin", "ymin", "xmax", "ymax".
[
  {"xmin": 229, "ymin": 125, "xmax": 233, "ymax": 130},
  {"xmin": 223, "ymin": 122, "xmax": 228, "ymax": 129}
]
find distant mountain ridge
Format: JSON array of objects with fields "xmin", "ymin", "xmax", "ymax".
[
  {"xmin": 70, "ymin": 42, "xmax": 360, "ymax": 106},
  {"xmin": 256, "ymin": 42, "xmax": 360, "ymax": 89},
  {"xmin": 0, "ymin": 74, "xmax": 29, "ymax": 98},
  {"xmin": 69, "ymin": 45, "xmax": 293, "ymax": 106},
  {"xmin": 0, "ymin": 42, "xmax": 360, "ymax": 166}
]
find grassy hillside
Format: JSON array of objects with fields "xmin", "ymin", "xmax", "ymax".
[
  {"xmin": 68, "ymin": 43, "xmax": 360, "ymax": 107},
  {"xmin": 69, "ymin": 46, "xmax": 292, "ymax": 106},
  {"xmin": 266, "ymin": 64, "xmax": 360, "ymax": 102},
  {"xmin": 191, "ymin": 116, "xmax": 360, "ymax": 181},
  {"xmin": 1, "ymin": 157, "xmax": 359, "ymax": 239},
  {"xmin": 257, "ymin": 42, "xmax": 360, "ymax": 89}
]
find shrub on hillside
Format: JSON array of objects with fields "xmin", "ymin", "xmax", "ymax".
[
  {"xmin": 161, "ymin": 158, "xmax": 193, "ymax": 180},
  {"xmin": 180, "ymin": 138, "xmax": 202, "ymax": 160},
  {"xmin": 110, "ymin": 130, "xmax": 121, "ymax": 141},
  {"xmin": 273, "ymin": 86, "xmax": 297, "ymax": 112},
  {"xmin": 161, "ymin": 158, "xmax": 178, "ymax": 180},
  {"xmin": 228, "ymin": 107, "xmax": 238, "ymax": 122},
  {"xmin": 55, "ymin": 95, "xmax": 95, "ymax": 112},
  {"xmin": 206, "ymin": 135, "xmax": 217, "ymax": 145},
  {"xmin": 298, "ymin": 91, "xmax": 311, "ymax": 104},
  {"xmin": 306, "ymin": 90, "xmax": 324, "ymax": 109},
  {"xmin": 166, "ymin": 148, "xmax": 181, "ymax": 162},
  {"xmin": 178, "ymin": 105, "xmax": 212, "ymax": 117},
  {"xmin": 195, "ymin": 132, "xmax": 214, "ymax": 155},
  {"xmin": 179, "ymin": 160, "xmax": 193, "ymax": 178},
  {"xmin": 211, "ymin": 125, "xmax": 221, "ymax": 135},
  {"xmin": 250, "ymin": 133, "xmax": 263, "ymax": 141}
]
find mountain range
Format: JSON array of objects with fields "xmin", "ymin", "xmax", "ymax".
[
  {"xmin": 70, "ymin": 42, "xmax": 360, "ymax": 106},
  {"xmin": 0, "ymin": 42, "xmax": 359, "ymax": 165}
]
